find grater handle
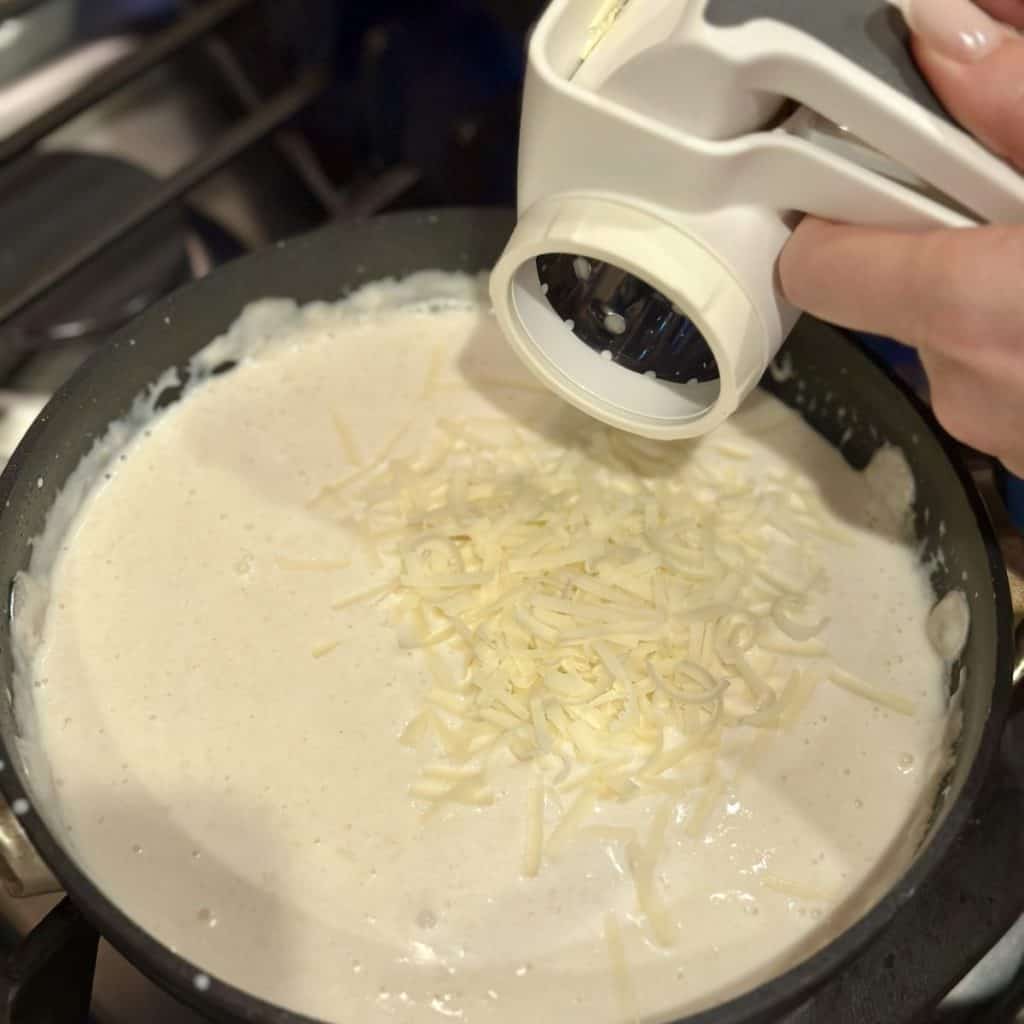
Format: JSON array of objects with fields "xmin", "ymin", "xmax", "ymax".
[
  {"xmin": 574, "ymin": 0, "xmax": 1024, "ymax": 222},
  {"xmin": 703, "ymin": 0, "xmax": 950, "ymax": 126},
  {"xmin": 695, "ymin": 0, "xmax": 1024, "ymax": 224}
]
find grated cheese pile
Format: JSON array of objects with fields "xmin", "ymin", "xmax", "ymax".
[{"xmin": 314, "ymin": 407, "xmax": 916, "ymax": 944}]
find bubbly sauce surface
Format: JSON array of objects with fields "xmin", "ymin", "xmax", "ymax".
[{"xmin": 23, "ymin": 279, "xmax": 952, "ymax": 1023}]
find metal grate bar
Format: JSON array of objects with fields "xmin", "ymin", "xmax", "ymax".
[
  {"xmin": 201, "ymin": 34, "xmax": 343, "ymax": 216},
  {"xmin": 0, "ymin": 66, "xmax": 329, "ymax": 326},
  {"xmin": 339, "ymin": 166, "xmax": 422, "ymax": 221},
  {"xmin": 0, "ymin": 0, "xmax": 258, "ymax": 166}
]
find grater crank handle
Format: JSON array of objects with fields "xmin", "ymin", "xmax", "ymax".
[{"xmin": 696, "ymin": 0, "xmax": 1024, "ymax": 224}]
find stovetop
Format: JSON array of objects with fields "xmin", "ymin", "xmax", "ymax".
[{"xmin": 0, "ymin": 2, "xmax": 1021, "ymax": 1022}]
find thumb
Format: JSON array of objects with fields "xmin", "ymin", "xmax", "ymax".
[
  {"xmin": 973, "ymin": 0, "xmax": 1024, "ymax": 26},
  {"xmin": 914, "ymin": 37, "xmax": 1024, "ymax": 171},
  {"xmin": 899, "ymin": 0, "xmax": 1024, "ymax": 170}
]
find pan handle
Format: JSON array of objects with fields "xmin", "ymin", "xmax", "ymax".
[{"xmin": 0, "ymin": 896, "xmax": 97, "ymax": 1023}]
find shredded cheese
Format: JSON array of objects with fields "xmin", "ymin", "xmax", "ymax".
[
  {"xmin": 685, "ymin": 775, "xmax": 724, "ymax": 839},
  {"xmin": 322, "ymin": 410, "xmax": 919, "ymax": 945},
  {"xmin": 311, "ymin": 639, "xmax": 342, "ymax": 660},
  {"xmin": 628, "ymin": 802, "xmax": 676, "ymax": 946},
  {"xmin": 547, "ymin": 790, "xmax": 597, "ymax": 855},
  {"xmin": 524, "ymin": 773, "xmax": 544, "ymax": 878},
  {"xmin": 770, "ymin": 594, "xmax": 830, "ymax": 642},
  {"xmin": 276, "ymin": 556, "xmax": 352, "ymax": 572},
  {"xmin": 331, "ymin": 583, "xmax": 394, "ymax": 611},
  {"xmin": 330, "ymin": 411, "xmax": 363, "ymax": 466},
  {"xmin": 422, "ymin": 344, "xmax": 445, "ymax": 397},
  {"xmin": 828, "ymin": 668, "xmax": 916, "ymax": 716},
  {"xmin": 761, "ymin": 873, "xmax": 837, "ymax": 904},
  {"xmin": 603, "ymin": 912, "xmax": 638, "ymax": 1024}
]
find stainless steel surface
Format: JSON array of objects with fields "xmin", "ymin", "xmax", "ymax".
[
  {"xmin": 199, "ymin": 33, "xmax": 341, "ymax": 217},
  {"xmin": 0, "ymin": 0, "xmax": 75, "ymax": 89},
  {"xmin": 0, "ymin": 889, "xmax": 207, "ymax": 1023},
  {"xmin": 1015, "ymin": 622, "xmax": 1024, "ymax": 688},
  {"xmin": 0, "ymin": 0, "xmax": 57, "ymax": 19},
  {"xmin": 35, "ymin": 46, "xmax": 310, "ymax": 251},
  {"xmin": 0, "ymin": 35, "xmax": 137, "ymax": 139},
  {"xmin": 0, "ymin": 0, "xmax": 255, "ymax": 165},
  {"xmin": 0, "ymin": 150, "xmax": 193, "ymax": 375},
  {"xmin": 0, "ymin": 65, "xmax": 328, "ymax": 325},
  {"xmin": 942, "ymin": 917, "xmax": 1024, "ymax": 1016},
  {"xmin": 0, "ymin": 798, "xmax": 58, "ymax": 897}
]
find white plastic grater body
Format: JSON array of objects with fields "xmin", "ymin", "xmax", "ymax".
[{"xmin": 490, "ymin": 0, "xmax": 1024, "ymax": 439}]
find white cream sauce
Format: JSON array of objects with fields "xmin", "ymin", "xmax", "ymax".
[{"xmin": 18, "ymin": 275, "xmax": 955, "ymax": 1023}]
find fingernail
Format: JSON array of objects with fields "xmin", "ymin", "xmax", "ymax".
[{"xmin": 899, "ymin": 0, "xmax": 1010, "ymax": 62}]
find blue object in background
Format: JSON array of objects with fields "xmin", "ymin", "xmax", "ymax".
[
  {"xmin": 268, "ymin": 0, "xmax": 527, "ymax": 206},
  {"xmin": 76, "ymin": 0, "xmax": 179, "ymax": 38},
  {"xmin": 849, "ymin": 330, "xmax": 929, "ymax": 397},
  {"xmin": 1004, "ymin": 472, "xmax": 1024, "ymax": 532}
]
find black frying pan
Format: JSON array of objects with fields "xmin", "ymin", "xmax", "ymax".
[{"xmin": 0, "ymin": 209, "xmax": 1019, "ymax": 1024}]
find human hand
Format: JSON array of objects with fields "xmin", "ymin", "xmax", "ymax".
[{"xmin": 777, "ymin": 0, "xmax": 1024, "ymax": 475}]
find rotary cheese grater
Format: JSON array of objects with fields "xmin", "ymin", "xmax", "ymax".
[{"xmin": 490, "ymin": 0, "xmax": 1024, "ymax": 440}]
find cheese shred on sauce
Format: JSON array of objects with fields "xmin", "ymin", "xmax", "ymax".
[{"xmin": 318, "ymin": 387, "xmax": 927, "ymax": 942}]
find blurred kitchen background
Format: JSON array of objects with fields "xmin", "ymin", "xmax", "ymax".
[{"xmin": 0, "ymin": 0, "xmax": 544, "ymax": 395}]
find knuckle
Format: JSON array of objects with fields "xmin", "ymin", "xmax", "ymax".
[
  {"xmin": 929, "ymin": 390, "xmax": 972, "ymax": 444},
  {"xmin": 907, "ymin": 237, "xmax": 966, "ymax": 347},
  {"xmin": 927, "ymin": 374, "xmax": 991, "ymax": 452},
  {"xmin": 913, "ymin": 230, "xmax": 1024, "ymax": 352},
  {"xmin": 927, "ymin": 356, "xmax": 1024, "ymax": 460}
]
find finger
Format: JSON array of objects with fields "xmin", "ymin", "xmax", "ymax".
[
  {"xmin": 912, "ymin": 35, "xmax": 1024, "ymax": 170},
  {"xmin": 779, "ymin": 218, "xmax": 1024, "ymax": 472},
  {"xmin": 975, "ymin": 0, "xmax": 1024, "ymax": 30},
  {"xmin": 898, "ymin": 0, "xmax": 1014, "ymax": 61},
  {"xmin": 920, "ymin": 350, "xmax": 1024, "ymax": 474},
  {"xmin": 777, "ymin": 218, "xmax": 1024, "ymax": 352}
]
